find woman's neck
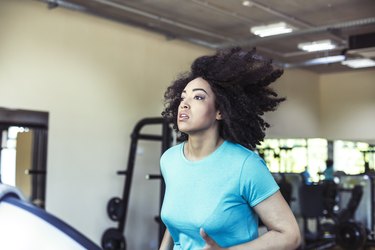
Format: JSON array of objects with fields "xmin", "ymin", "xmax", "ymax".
[{"xmin": 184, "ymin": 135, "xmax": 224, "ymax": 161}]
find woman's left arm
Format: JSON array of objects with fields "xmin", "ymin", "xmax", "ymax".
[{"xmin": 201, "ymin": 191, "xmax": 301, "ymax": 250}]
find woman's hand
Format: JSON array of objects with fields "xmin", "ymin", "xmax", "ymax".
[{"xmin": 200, "ymin": 228, "xmax": 228, "ymax": 250}]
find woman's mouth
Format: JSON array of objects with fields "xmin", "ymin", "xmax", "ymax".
[{"xmin": 178, "ymin": 113, "xmax": 189, "ymax": 121}]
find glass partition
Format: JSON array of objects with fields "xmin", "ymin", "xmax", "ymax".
[{"xmin": 257, "ymin": 138, "xmax": 375, "ymax": 181}]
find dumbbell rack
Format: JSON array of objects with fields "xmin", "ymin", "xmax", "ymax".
[{"xmin": 101, "ymin": 117, "xmax": 172, "ymax": 250}]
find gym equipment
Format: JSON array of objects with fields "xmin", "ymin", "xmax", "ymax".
[
  {"xmin": 272, "ymin": 173, "xmax": 293, "ymax": 204},
  {"xmin": 102, "ymin": 228, "xmax": 126, "ymax": 250},
  {"xmin": 338, "ymin": 175, "xmax": 374, "ymax": 232},
  {"xmin": 299, "ymin": 183, "xmax": 336, "ymax": 249},
  {"xmin": 107, "ymin": 197, "xmax": 124, "ymax": 221},
  {"xmin": 0, "ymin": 183, "xmax": 100, "ymax": 250},
  {"xmin": 334, "ymin": 183, "xmax": 367, "ymax": 249},
  {"xmin": 102, "ymin": 117, "xmax": 172, "ymax": 250},
  {"xmin": 335, "ymin": 174, "xmax": 375, "ymax": 249},
  {"xmin": 336, "ymin": 221, "xmax": 367, "ymax": 250},
  {"xmin": 272, "ymin": 173, "xmax": 303, "ymax": 216},
  {"xmin": 298, "ymin": 174, "xmax": 375, "ymax": 250},
  {"xmin": 321, "ymin": 180, "xmax": 338, "ymax": 216}
]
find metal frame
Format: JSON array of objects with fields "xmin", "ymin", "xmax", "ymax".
[{"xmin": 103, "ymin": 117, "xmax": 172, "ymax": 247}]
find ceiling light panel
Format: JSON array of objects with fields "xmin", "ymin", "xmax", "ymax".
[
  {"xmin": 298, "ymin": 40, "xmax": 336, "ymax": 52},
  {"xmin": 250, "ymin": 22, "xmax": 296, "ymax": 37},
  {"xmin": 341, "ymin": 58, "xmax": 375, "ymax": 68}
]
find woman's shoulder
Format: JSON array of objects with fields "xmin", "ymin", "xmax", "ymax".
[
  {"xmin": 222, "ymin": 141, "xmax": 267, "ymax": 171},
  {"xmin": 224, "ymin": 141, "xmax": 259, "ymax": 158},
  {"xmin": 160, "ymin": 142, "xmax": 183, "ymax": 161}
]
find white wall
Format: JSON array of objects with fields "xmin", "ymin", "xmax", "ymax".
[
  {"xmin": 319, "ymin": 70, "xmax": 375, "ymax": 143},
  {"xmin": 265, "ymin": 69, "xmax": 321, "ymax": 139},
  {"xmin": 266, "ymin": 68, "xmax": 375, "ymax": 144}
]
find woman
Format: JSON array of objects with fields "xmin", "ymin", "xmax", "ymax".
[{"xmin": 159, "ymin": 47, "xmax": 301, "ymax": 250}]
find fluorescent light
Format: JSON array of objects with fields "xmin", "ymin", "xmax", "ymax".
[
  {"xmin": 283, "ymin": 55, "xmax": 345, "ymax": 68},
  {"xmin": 242, "ymin": 0, "xmax": 252, "ymax": 7},
  {"xmin": 250, "ymin": 22, "xmax": 296, "ymax": 37},
  {"xmin": 298, "ymin": 40, "xmax": 336, "ymax": 52},
  {"xmin": 306, "ymin": 55, "xmax": 345, "ymax": 65},
  {"xmin": 341, "ymin": 58, "xmax": 375, "ymax": 68}
]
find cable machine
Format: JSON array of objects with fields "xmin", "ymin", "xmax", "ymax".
[{"xmin": 101, "ymin": 117, "xmax": 172, "ymax": 250}]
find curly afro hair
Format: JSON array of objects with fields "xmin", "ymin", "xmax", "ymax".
[{"xmin": 162, "ymin": 47, "xmax": 285, "ymax": 149}]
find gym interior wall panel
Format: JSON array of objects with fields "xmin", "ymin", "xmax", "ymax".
[
  {"xmin": 264, "ymin": 68, "xmax": 321, "ymax": 139},
  {"xmin": 319, "ymin": 70, "xmax": 375, "ymax": 144},
  {"xmin": 0, "ymin": 0, "xmax": 209, "ymax": 249}
]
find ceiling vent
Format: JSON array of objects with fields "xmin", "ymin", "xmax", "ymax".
[{"xmin": 347, "ymin": 32, "xmax": 375, "ymax": 58}]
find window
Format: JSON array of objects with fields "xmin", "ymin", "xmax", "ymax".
[
  {"xmin": 334, "ymin": 140, "xmax": 371, "ymax": 175},
  {"xmin": 258, "ymin": 138, "xmax": 327, "ymax": 182}
]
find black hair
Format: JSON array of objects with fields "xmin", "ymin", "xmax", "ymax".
[
  {"xmin": 162, "ymin": 47, "xmax": 285, "ymax": 149},
  {"xmin": 326, "ymin": 159, "xmax": 334, "ymax": 167}
]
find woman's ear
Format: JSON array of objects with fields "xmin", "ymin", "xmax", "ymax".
[{"xmin": 216, "ymin": 111, "xmax": 222, "ymax": 120}]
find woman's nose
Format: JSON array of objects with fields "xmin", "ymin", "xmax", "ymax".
[
  {"xmin": 181, "ymin": 103, "xmax": 189, "ymax": 109},
  {"xmin": 180, "ymin": 100, "xmax": 190, "ymax": 109}
]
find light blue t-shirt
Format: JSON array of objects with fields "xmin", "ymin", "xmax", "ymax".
[{"xmin": 160, "ymin": 140, "xmax": 279, "ymax": 249}]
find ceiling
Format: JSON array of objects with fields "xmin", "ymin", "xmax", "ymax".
[{"xmin": 42, "ymin": 0, "xmax": 375, "ymax": 73}]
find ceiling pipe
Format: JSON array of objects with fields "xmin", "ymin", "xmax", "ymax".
[
  {"xmin": 45, "ymin": 0, "xmax": 85, "ymax": 11},
  {"xmin": 246, "ymin": 0, "xmax": 346, "ymax": 43},
  {"xmin": 188, "ymin": 0, "xmax": 344, "ymax": 45},
  {"xmin": 89, "ymin": 0, "xmax": 235, "ymax": 42},
  {"xmin": 43, "ymin": 0, "xmax": 231, "ymax": 48},
  {"xmin": 246, "ymin": 0, "xmax": 313, "ymax": 29},
  {"xmin": 188, "ymin": 0, "xmax": 346, "ymax": 46},
  {"xmin": 188, "ymin": 0, "xmax": 258, "ymax": 23}
]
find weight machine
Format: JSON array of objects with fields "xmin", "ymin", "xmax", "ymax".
[
  {"xmin": 300, "ymin": 174, "xmax": 375, "ymax": 250},
  {"xmin": 101, "ymin": 117, "xmax": 172, "ymax": 250}
]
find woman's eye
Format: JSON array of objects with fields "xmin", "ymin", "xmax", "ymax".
[{"xmin": 194, "ymin": 95, "xmax": 205, "ymax": 100}]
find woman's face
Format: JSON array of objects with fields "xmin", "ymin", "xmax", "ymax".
[{"xmin": 177, "ymin": 77, "xmax": 222, "ymax": 136}]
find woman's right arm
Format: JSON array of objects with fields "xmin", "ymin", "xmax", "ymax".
[{"xmin": 159, "ymin": 229, "xmax": 173, "ymax": 250}]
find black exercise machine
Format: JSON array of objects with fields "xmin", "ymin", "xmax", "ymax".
[
  {"xmin": 101, "ymin": 117, "xmax": 172, "ymax": 250},
  {"xmin": 299, "ymin": 183, "xmax": 336, "ymax": 250},
  {"xmin": 300, "ymin": 176, "xmax": 375, "ymax": 250}
]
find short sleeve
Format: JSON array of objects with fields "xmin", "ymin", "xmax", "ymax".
[{"xmin": 239, "ymin": 154, "xmax": 279, "ymax": 207}]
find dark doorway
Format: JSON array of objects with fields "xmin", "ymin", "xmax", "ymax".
[{"xmin": 0, "ymin": 107, "xmax": 48, "ymax": 208}]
